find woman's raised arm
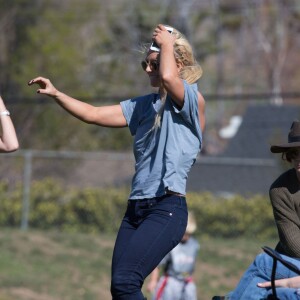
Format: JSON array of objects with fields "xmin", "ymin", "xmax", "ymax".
[{"xmin": 28, "ymin": 77, "xmax": 127, "ymax": 128}]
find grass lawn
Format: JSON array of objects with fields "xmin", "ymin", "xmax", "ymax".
[{"xmin": 0, "ymin": 229, "xmax": 277, "ymax": 300}]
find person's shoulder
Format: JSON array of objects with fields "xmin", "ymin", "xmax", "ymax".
[
  {"xmin": 270, "ymin": 168, "xmax": 295, "ymax": 190},
  {"xmin": 184, "ymin": 81, "xmax": 205, "ymax": 103},
  {"xmin": 185, "ymin": 81, "xmax": 201, "ymax": 91},
  {"xmin": 132, "ymin": 93, "xmax": 157, "ymax": 102},
  {"xmin": 122, "ymin": 93, "xmax": 158, "ymax": 111},
  {"xmin": 269, "ymin": 169, "xmax": 298, "ymax": 203}
]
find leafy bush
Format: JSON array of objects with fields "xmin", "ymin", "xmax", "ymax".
[
  {"xmin": 187, "ymin": 192, "xmax": 276, "ymax": 240},
  {"xmin": 0, "ymin": 181, "xmax": 23, "ymax": 227},
  {"xmin": 0, "ymin": 179, "xmax": 277, "ymax": 240}
]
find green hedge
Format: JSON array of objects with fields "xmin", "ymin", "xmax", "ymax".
[
  {"xmin": 0, "ymin": 179, "xmax": 277, "ymax": 240},
  {"xmin": 187, "ymin": 192, "xmax": 276, "ymax": 240}
]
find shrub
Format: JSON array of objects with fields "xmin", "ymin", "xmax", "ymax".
[{"xmin": 0, "ymin": 179, "xmax": 277, "ymax": 240}]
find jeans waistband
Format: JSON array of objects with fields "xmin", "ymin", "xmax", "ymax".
[{"xmin": 128, "ymin": 193, "xmax": 186, "ymax": 206}]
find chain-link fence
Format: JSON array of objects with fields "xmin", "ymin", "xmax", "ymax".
[{"xmin": 0, "ymin": 147, "xmax": 284, "ymax": 231}]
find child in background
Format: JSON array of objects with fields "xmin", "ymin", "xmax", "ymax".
[{"xmin": 147, "ymin": 211, "xmax": 200, "ymax": 300}]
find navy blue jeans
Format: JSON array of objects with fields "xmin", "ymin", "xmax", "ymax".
[{"xmin": 110, "ymin": 194, "xmax": 188, "ymax": 300}]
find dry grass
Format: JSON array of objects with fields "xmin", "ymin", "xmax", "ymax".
[{"xmin": 0, "ymin": 229, "xmax": 276, "ymax": 300}]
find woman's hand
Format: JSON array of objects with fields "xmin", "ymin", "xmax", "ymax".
[
  {"xmin": 28, "ymin": 77, "xmax": 59, "ymax": 98},
  {"xmin": 258, "ymin": 276, "xmax": 300, "ymax": 289},
  {"xmin": 152, "ymin": 24, "xmax": 175, "ymax": 50}
]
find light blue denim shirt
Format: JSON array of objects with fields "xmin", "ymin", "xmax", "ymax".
[{"xmin": 120, "ymin": 80, "xmax": 202, "ymax": 199}]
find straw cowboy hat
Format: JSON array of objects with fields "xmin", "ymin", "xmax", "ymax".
[
  {"xmin": 271, "ymin": 121, "xmax": 300, "ymax": 153},
  {"xmin": 186, "ymin": 211, "xmax": 197, "ymax": 234}
]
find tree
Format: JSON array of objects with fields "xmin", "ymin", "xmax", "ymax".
[{"xmin": 245, "ymin": 0, "xmax": 297, "ymax": 104}]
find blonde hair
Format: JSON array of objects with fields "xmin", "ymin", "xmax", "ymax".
[
  {"xmin": 152, "ymin": 27, "xmax": 202, "ymax": 129},
  {"xmin": 172, "ymin": 28, "xmax": 203, "ymax": 84}
]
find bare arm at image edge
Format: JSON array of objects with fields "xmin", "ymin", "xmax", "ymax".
[{"xmin": 0, "ymin": 96, "xmax": 19, "ymax": 153}]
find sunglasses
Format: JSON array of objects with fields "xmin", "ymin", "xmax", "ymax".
[{"xmin": 141, "ymin": 60, "xmax": 160, "ymax": 71}]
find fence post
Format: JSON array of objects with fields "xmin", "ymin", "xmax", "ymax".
[{"xmin": 21, "ymin": 150, "xmax": 32, "ymax": 230}]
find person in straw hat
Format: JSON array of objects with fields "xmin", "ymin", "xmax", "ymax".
[
  {"xmin": 213, "ymin": 120, "xmax": 300, "ymax": 300},
  {"xmin": 147, "ymin": 211, "xmax": 200, "ymax": 300}
]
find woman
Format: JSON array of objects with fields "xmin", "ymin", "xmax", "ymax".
[
  {"xmin": 147, "ymin": 211, "xmax": 200, "ymax": 300},
  {"xmin": 213, "ymin": 121, "xmax": 300, "ymax": 300},
  {"xmin": 28, "ymin": 24, "xmax": 205, "ymax": 300},
  {"xmin": 0, "ymin": 95, "xmax": 19, "ymax": 152}
]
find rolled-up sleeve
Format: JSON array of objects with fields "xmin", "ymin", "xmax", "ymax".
[
  {"xmin": 173, "ymin": 81, "xmax": 200, "ymax": 125},
  {"xmin": 171, "ymin": 81, "xmax": 202, "ymax": 140}
]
